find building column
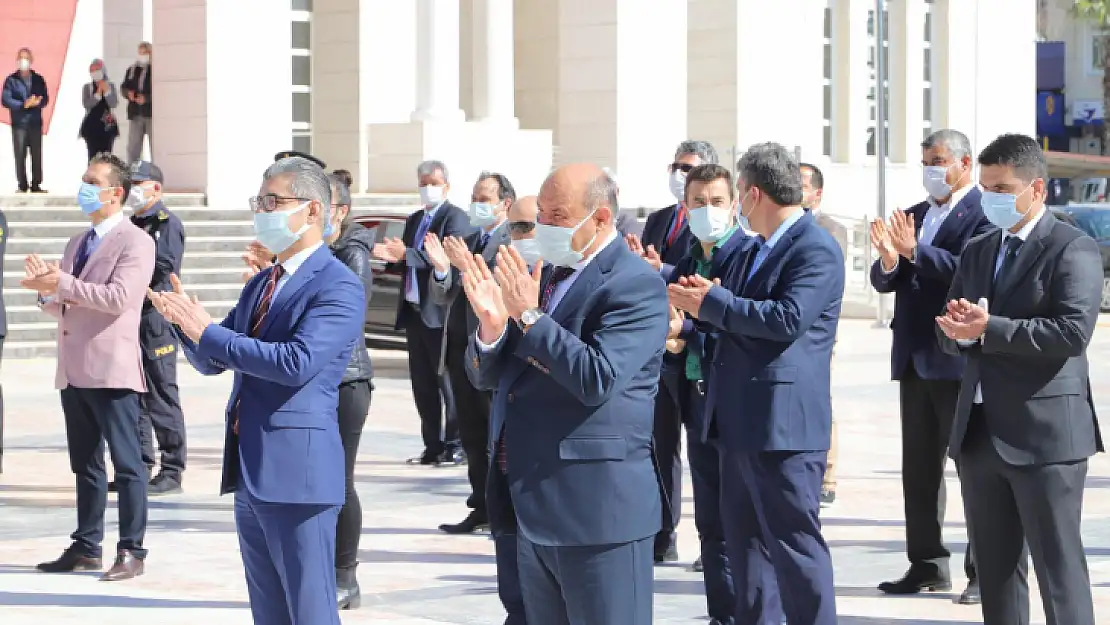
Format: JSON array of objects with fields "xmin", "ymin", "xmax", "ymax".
[
  {"xmin": 888, "ymin": 0, "xmax": 926, "ymax": 162},
  {"xmin": 412, "ymin": 0, "xmax": 465, "ymax": 122},
  {"xmin": 472, "ymin": 0, "xmax": 517, "ymax": 124},
  {"xmin": 833, "ymin": 0, "xmax": 872, "ymax": 165},
  {"xmin": 152, "ymin": 0, "xmax": 291, "ymax": 204}
]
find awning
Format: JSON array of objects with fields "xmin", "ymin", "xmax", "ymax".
[{"xmin": 1046, "ymin": 151, "xmax": 1110, "ymax": 179}]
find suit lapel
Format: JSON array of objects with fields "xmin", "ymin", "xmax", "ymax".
[
  {"xmin": 742, "ymin": 213, "xmax": 811, "ymax": 297},
  {"xmin": 255, "ymin": 246, "xmax": 329, "ymax": 338},
  {"xmin": 549, "ymin": 241, "xmax": 621, "ymax": 326},
  {"xmin": 930, "ymin": 188, "xmax": 981, "ymax": 250},
  {"xmin": 993, "ymin": 211, "xmax": 1055, "ymax": 309},
  {"xmin": 481, "ymin": 223, "xmax": 510, "ymax": 263},
  {"xmin": 79, "ymin": 221, "xmax": 127, "ymax": 279}
]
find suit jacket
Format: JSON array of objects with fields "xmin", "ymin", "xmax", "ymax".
[
  {"xmin": 466, "ymin": 240, "xmax": 670, "ymax": 546},
  {"xmin": 431, "ymin": 222, "xmax": 511, "ymax": 372},
  {"xmin": 179, "ymin": 246, "xmax": 366, "ymax": 504},
  {"xmin": 665, "ymin": 231, "xmax": 758, "ymax": 435},
  {"xmin": 871, "ymin": 188, "xmax": 994, "ymax": 381},
  {"xmin": 699, "ymin": 211, "xmax": 844, "ymax": 453},
  {"xmin": 1, "ymin": 70, "xmax": 49, "ymax": 128},
  {"xmin": 390, "ymin": 202, "xmax": 473, "ymax": 330},
  {"xmin": 938, "ymin": 210, "xmax": 1104, "ymax": 466},
  {"xmin": 41, "ymin": 219, "xmax": 154, "ymax": 392}
]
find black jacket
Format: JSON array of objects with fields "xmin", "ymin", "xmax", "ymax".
[
  {"xmin": 132, "ymin": 202, "xmax": 186, "ymax": 314},
  {"xmin": 121, "ymin": 63, "xmax": 152, "ymax": 119},
  {"xmin": 332, "ymin": 223, "xmax": 375, "ymax": 383}
]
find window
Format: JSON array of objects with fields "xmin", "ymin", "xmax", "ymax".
[
  {"xmin": 866, "ymin": 7, "xmax": 889, "ymax": 157},
  {"xmin": 923, "ymin": 2, "xmax": 935, "ymax": 139},
  {"xmin": 291, "ymin": 2, "xmax": 312, "ymax": 151},
  {"xmin": 1090, "ymin": 29, "xmax": 1109, "ymax": 74},
  {"xmin": 822, "ymin": 2, "xmax": 834, "ymax": 157}
]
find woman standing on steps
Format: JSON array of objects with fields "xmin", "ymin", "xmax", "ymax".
[{"xmin": 79, "ymin": 59, "xmax": 119, "ymax": 161}]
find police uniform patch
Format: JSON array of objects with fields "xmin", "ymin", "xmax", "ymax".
[
  {"xmin": 157, "ymin": 210, "xmax": 168, "ymax": 220},
  {"xmin": 153, "ymin": 344, "xmax": 176, "ymax": 357}
]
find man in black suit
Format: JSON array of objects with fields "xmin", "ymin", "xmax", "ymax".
[
  {"xmin": 936, "ymin": 133, "xmax": 1103, "ymax": 625},
  {"xmin": 427, "ymin": 172, "xmax": 516, "ymax": 533},
  {"xmin": 627, "ymin": 139, "xmax": 718, "ymax": 563},
  {"xmin": 372, "ymin": 160, "xmax": 471, "ymax": 465},
  {"xmin": 870, "ymin": 129, "xmax": 991, "ymax": 604}
]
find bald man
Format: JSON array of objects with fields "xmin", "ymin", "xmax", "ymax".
[{"xmin": 464, "ymin": 163, "xmax": 669, "ymax": 625}]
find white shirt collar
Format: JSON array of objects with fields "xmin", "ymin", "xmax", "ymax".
[
  {"xmin": 279, "ymin": 242, "xmax": 324, "ymax": 276},
  {"xmin": 92, "ymin": 211, "xmax": 125, "ymax": 239},
  {"xmin": 1006, "ymin": 206, "xmax": 1047, "ymax": 243},
  {"xmin": 928, "ymin": 183, "xmax": 974, "ymax": 211}
]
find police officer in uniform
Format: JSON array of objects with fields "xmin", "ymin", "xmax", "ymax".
[{"xmin": 127, "ymin": 161, "xmax": 187, "ymax": 495}]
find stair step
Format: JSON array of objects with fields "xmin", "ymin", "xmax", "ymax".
[{"xmin": 6, "ymin": 235, "xmax": 256, "ymax": 255}]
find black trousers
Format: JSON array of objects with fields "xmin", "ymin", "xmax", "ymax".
[
  {"xmin": 84, "ymin": 135, "xmax": 116, "ymax": 162},
  {"xmin": 405, "ymin": 315, "xmax": 458, "ymax": 456},
  {"xmin": 899, "ymin": 366, "xmax": 975, "ymax": 580},
  {"xmin": 138, "ymin": 313, "xmax": 186, "ymax": 479},
  {"xmin": 445, "ymin": 327, "xmax": 491, "ymax": 515},
  {"xmin": 11, "ymin": 124, "xmax": 43, "ymax": 190},
  {"xmin": 652, "ymin": 369, "xmax": 684, "ymax": 555},
  {"xmin": 60, "ymin": 386, "xmax": 148, "ymax": 558},
  {"xmin": 336, "ymin": 378, "xmax": 372, "ymax": 571}
]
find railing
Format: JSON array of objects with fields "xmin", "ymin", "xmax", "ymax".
[{"xmin": 817, "ymin": 211, "xmax": 878, "ymax": 307}]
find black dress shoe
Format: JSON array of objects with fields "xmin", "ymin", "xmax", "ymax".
[
  {"xmin": 437, "ymin": 448, "xmax": 466, "ymax": 467},
  {"xmin": 439, "ymin": 511, "xmax": 489, "ymax": 534},
  {"xmin": 149, "ymin": 474, "xmax": 183, "ymax": 496},
  {"xmin": 36, "ymin": 545, "xmax": 102, "ymax": 573},
  {"xmin": 654, "ymin": 544, "xmax": 679, "ymax": 564},
  {"xmin": 337, "ymin": 567, "xmax": 361, "ymax": 610},
  {"xmin": 688, "ymin": 556, "xmax": 704, "ymax": 572},
  {"xmin": 30, "ymin": 186, "xmax": 47, "ymax": 194},
  {"xmin": 101, "ymin": 549, "xmax": 144, "ymax": 581},
  {"xmin": 407, "ymin": 450, "xmax": 440, "ymax": 465},
  {"xmin": 957, "ymin": 578, "xmax": 981, "ymax": 605},
  {"xmin": 878, "ymin": 565, "xmax": 952, "ymax": 594}
]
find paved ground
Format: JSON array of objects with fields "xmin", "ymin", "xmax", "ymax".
[{"xmin": 1, "ymin": 318, "xmax": 1109, "ymax": 624}]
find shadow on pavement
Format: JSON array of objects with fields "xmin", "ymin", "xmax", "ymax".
[{"xmin": 0, "ymin": 591, "xmax": 248, "ymax": 609}]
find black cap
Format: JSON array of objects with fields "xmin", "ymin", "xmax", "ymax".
[
  {"xmin": 129, "ymin": 161, "xmax": 164, "ymax": 183},
  {"xmin": 274, "ymin": 150, "xmax": 326, "ymax": 169}
]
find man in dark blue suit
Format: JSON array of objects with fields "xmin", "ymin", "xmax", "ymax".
[
  {"xmin": 870, "ymin": 129, "xmax": 992, "ymax": 604},
  {"xmin": 372, "ymin": 160, "xmax": 472, "ymax": 466},
  {"xmin": 462, "ymin": 163, "xmax": 668, "ymax": 625},
  {"xmin": 152, "ymin": 157, "xmax": 366, "ymax": 625},
  {"xmin": 669, "ymin": 143, "xmax": 842, "ymax": 625},
  {"xmin": 627, "ymin": 139, "xmax": 717, "ymax": 562},
  {"xmin": 663, "ymin": 163, "xmax": 755, "ymax": 625}
]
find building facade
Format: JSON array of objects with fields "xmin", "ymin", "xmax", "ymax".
[{"xmin": 0, "ymin": 0, "xmax": 1035, "ymax": 217}]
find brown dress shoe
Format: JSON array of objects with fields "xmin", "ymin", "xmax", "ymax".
[
  {"xmin": 100, "ymin": 550, "xmax": 145, "ymax": 581},
  {"xmin": 36, "ymin": 546, "xmax": 102, "ymax": 573}
]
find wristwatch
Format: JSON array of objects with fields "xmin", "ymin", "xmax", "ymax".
[{"xmin": 520, "ymin": 307, "xmax": 544, "ymax": 331}]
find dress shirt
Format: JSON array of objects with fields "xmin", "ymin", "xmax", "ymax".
[
  {"xmin": 881, "ymin": 184, "xmax": 974, "ymax": 274},
  {"xmin": 434, "ymin": 220, "xmax": 505, "ymax": 282},
  {"xmin": 968, "ymin": 207, "xmax": 1047, "ymax": 404},
  {"xmin": 477, "ymin": 228, "xmax": 620, "ymax": 351},
  {"xmin": 272, "ymin": 242, "xmax": 323, "ymax": 301},
  {"xmin": 406, "ymin": 201, "xmax": 444, "ymax": 304},
  {"xmin": 746, "ymin": 208, "xmax": 805, "ymax": 281}
]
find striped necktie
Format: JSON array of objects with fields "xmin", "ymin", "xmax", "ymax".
[{"xmin": 251, "ymin": 264, "xmax": 285, "ymax": 337}]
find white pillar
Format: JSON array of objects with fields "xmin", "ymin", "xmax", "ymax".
[
  {"xmin": 833, "ymin": 0, "xmax": 872, "ymax": 164},
  {"xmin": 412, "ymin": 0, "xmax": 465, "ymax": 122},
  {"xmin": 888, "ymin": 0, "xmax": 926, "ymax": 163},
  {"xmin": 472, "ymin": 0, "xmax": 516, "ymax": 124}
]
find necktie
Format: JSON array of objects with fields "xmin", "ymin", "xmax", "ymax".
[
  {"xmin": 497, "ymin": 266, "xmax": 577, "ymax": 474},
  {"xmin": 405, "ymin": 211, "xmax": 435, "ymax": 294},
  {"xmin": 71, "ymin": 229, "xmax": 97, "ymax": 277},
  {"xmin": 993, "ymin": 236, "xmax": 1023, "ymax": 286},
  {"xmin": 251, "ymin": 264, "xmax": 285, "ymax": 337},
  {"xmin": 666, "ymin": 206, "xmax": 687, "ymax": 248}
]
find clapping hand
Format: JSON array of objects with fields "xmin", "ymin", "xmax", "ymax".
[
  {"xmin": 935, "ymin": 298, "xmax": 989, "ymax": 341},
  {"xmin": 443, "ymin": 236, "xmax": 473, "ymax": 270},
  {"xmin": 423, "ymin": 233, "xmax": 450, "ymax": 273},
  {"xmin": 665, "ymin": 306, "xmax": 686, "ymax": 353},
  {"xmin": 626, "ymin": 233, "xmax": 662, "ymax": 270},
  {"xmin": 494, "ymin": 245, "xmax": 541, "ymax": 321},
  {"xmin": 458, "ymin": 250, "xmax": 509, "ymax": 344},
  {"xmin": 372, "ymin": 237, "xmax": 406, "ymax": 263},
  {"xmin": 887, "ymin": 210, "xmax": 917, "ymax": 259},
  {"xmin": 667, "ymin": 274, "xmax": 718, "ymax": 319},
  {"xmin": 21, "ymin": 253, "xmax": 61, "ymax": 295},
  {"xmin": 147, "ymin": 274, "xmax": 212, "ymax": 342},
  {"xmin": 869, "ymin": 218, "xmax": 898, "ymax": 271},
  {"xmin": 241, "ymin": 241, "xmax": 273, "ymax": 282}
]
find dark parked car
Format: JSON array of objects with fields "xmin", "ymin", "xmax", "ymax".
[
  {"xmin": 354, "ymin": 211, "xmax": 410, "ymax": 348},
  {"xmin": 1054, "ymin": 204, "xmax": 1110, "ymax": 311}
]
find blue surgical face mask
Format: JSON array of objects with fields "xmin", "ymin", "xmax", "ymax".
[
  {"xmin": 510, "ymin": 237, "xmax": 542, "ymax": 267},
  {"xmin": 534, "ymin": 210, "xmax": 598, "ymax": 267},
  {"xmin": 77, "ymin": 182, "xmax": 106, "ymax": 215},
  {"xmin": 469, "ymin": 201, "xmax": 499, "ymax": 227},
  {"xmin": 687, "ymin": 204, "xmax": 735, "ymax": 242},
  {"xmin": 981, "ymin": 185, "xmax": 1031, "ymax": 231},
  {"xmin": 253, "ymin": 201, "xmax": 311, "ymax": 254}
]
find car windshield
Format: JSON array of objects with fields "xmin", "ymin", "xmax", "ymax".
[{"xmin": 1073, "ymin": 210, "xmax": 1110, "ymax": 241}]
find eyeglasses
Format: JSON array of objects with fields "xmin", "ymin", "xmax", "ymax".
[
  {"xmin": 249, "ymin": 194, "xmax": 310, "ymax": 213},
  {"xmin": 508, "ymin": 221, "xmax": 535, "ymax": 234},
  {"xmin": 669, "ymin": 163, "xmax": 696, "ymax": 174}
]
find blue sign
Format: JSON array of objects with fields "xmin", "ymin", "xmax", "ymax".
[{"xmin": 1037, "ymin": 91, "xmax": 1066, "ymax": 135}]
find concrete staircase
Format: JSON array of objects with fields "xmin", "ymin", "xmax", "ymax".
[{"xmin": 1, "ymin": 192, "xmax": 421, "ymax": 359}]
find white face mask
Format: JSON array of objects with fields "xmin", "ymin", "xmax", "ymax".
[
  {"xmin": 18, "ymin": 58, "xmax": 30, "ymax": 71},
  {"xmin": 126, "ymin": 185, "xmax": 151, "ymax": 211},
  {"xmin": 419, "ymin": 185, "xmax": 445, "ymax": 206},
  {"xmin": 534, "ymin": 210, "xmax": 598, "ymax": 267},
  {"xmin": 687, "ymin": 204, "xmax": 735, "ymax": 242},
  {"xmin": 468, "ymin": 201, "xmax": 499, "ymax": 227},
  {"xmin": 138, "ymin": 54, "xmax": 150, "ymax": 65},
  {"xmin": 91, "ymin": 70, "xmax": 104, "ymax": 81},
  {"xmin": 668, "ymin": 170, "xmax": 687, "ymax": 203},
  {"xmin": 510, "ymin": 238, "xmax": 542, "ymax": 267},
  {"xmin": 923, "ymin": 165, "xmax": 954, "ymax": 200}
]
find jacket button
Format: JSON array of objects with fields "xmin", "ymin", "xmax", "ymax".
[
  {"xmin": 507, "ymin": 393, "xmax": 514, "ymax": 403},
  {"xmin": 62, "ymin": 330, "xmax": 69, "ymax": 336}
]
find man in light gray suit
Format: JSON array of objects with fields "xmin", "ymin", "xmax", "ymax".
[{"xmin": 935, "ymin": 133, "xmax": 1102, "ymax": 625}]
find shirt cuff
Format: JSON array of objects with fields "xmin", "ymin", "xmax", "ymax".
[
  {"xmin": 475, "ymin": 326, "xmax": 507, "ymax": 352},
  {"xmin": 956, "ymin": 338, "xmax": 977, "ymax": 347},
  {"xmin": 434, "ymin": 268, "xmax": 449, "ymax": 281},
  {"xmin": 880, "ymin": 258, "xmax": 898, "ymax": 274}
]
